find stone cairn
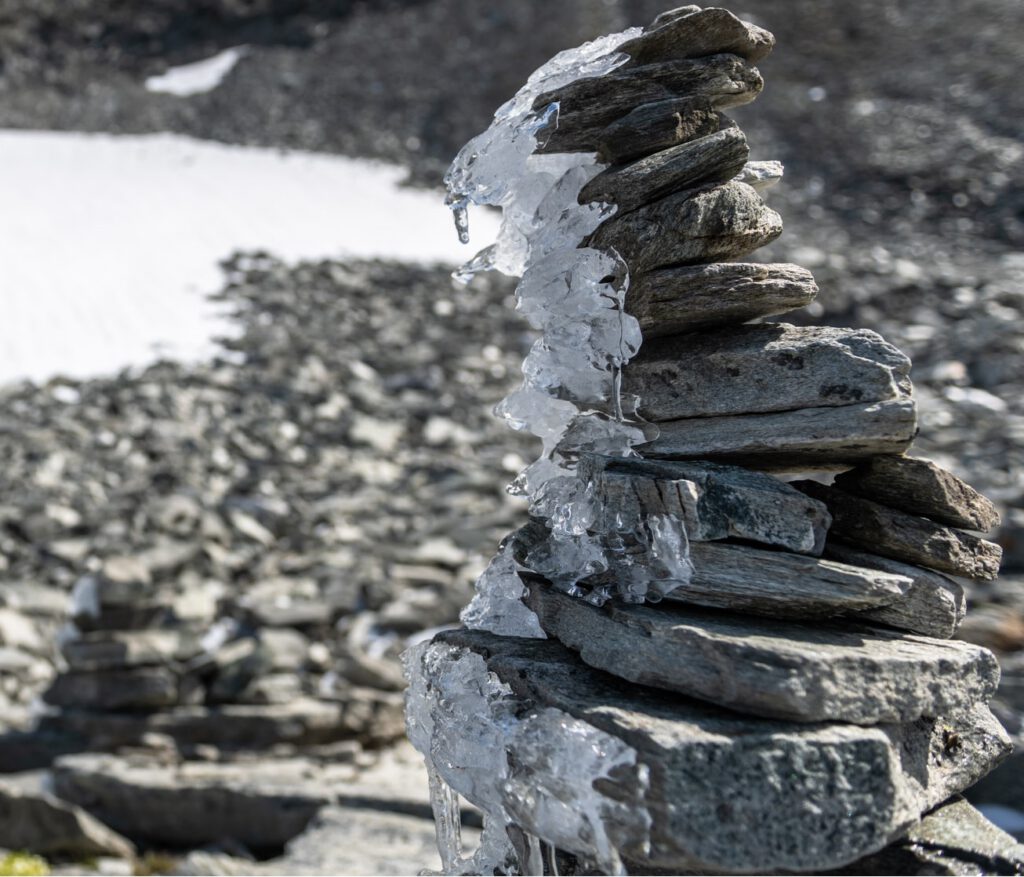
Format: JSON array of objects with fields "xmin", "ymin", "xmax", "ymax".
[{"xmin": 405, "ymin": 7, "xmax": 1024, "ymax": 876}]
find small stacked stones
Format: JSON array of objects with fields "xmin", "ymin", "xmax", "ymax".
[{"xmin": 408, "ymin": 7, "xmax": 1024, "ymax": 875}]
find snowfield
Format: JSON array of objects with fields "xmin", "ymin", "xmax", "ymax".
[{"xmin": 0, "ymin": 130, "xmax": 498, "ymax": 383}]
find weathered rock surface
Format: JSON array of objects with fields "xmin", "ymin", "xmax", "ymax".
[
  {"xmin": 579, "ymin": 127, "xmax": 749, "ymax": 216},
  {"xmin": 835, "ymin": 797, "xmax": 1024, "ymax": 875},
  {"xmin": 0, "ymin": 777, "xmax": 134, "ymax": 860},
  {"xmin": 587, "ymin": 180, "xmax": 782, "ymax": 272},
  {"xmin": 624, "ymin": 322, "xmax": 911, "ymax": 422},
  {"xmin": 534, "ymin": 55, "xmax": 763, "ymax": 154},
  {"xmin": 412, "ymin": 630, "xmax": 1011, "ymax": 874},
  {"xmin": 665, "ymin": 540, "xmax": 913, "ymax": 618},
  {"xmin": 825, "ymin": 543, "xmax": 966, "ymax": 638},
  {"xmin": 797, "ymin": 481, "xmax": 1003, "ymax": 581},
  {"xmin": 525, "ymin": 584, "xmax": 999, "ymax": 724},
  {"xmin": 595, "ymin": 97, "xmax": 723, "ymax": 164},
  {"xmin": 834, "ymin": 455, "xmax": 1001, "ymax": 532},
  {"xmin": 625, "ymin": 262, "xmax": 818, "ymax": 337},
  {"xmin": 43, "ymin": 667, "xmax": 180, "ymax": 711},
  {"xmin": 617, "ymin": 6, "xmax": 775, "ymax": 66},
  {"xmin": 642, "ymin": 399, "xmax": 918, "ymax": 463},
  {"xmin": 582, "ymin": 455, "xmax": 831, "ymax": 554}
]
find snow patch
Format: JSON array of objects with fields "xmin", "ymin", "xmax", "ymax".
[{"xmin": 145, "ymin": 47, "xmax": 247, "ymax": 96}]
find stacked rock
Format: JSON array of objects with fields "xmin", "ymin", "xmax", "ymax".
[{"xmin": 405, "ymin": 7, "xmax": 1023, "ymax": 876}]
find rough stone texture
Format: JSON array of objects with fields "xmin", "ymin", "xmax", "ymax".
[
  {"xmin": 595, "ymin": 98, "xmax": 723, "ymax": 165},
  {"xmin": 579, "ymin": 127, "xmax": 749, "ymax": 216},
  {"xmin": 583, "ymin": 455, "xmax": 831, "ymax": 554},
  {"xmin": 624, "ymin": 322, "xmax": 911, "ymax": 422},
  {"xmin": 825, "ymin": 543, "xmax": 966, "ymax": 638},
  {"xmin": 43, "ymin": 667, "xmax": 180, "ymax": 711},
  {"xmin": 0, "ymin": 778, "xmax": 135, "ymax": 860},
  {"xmin": 534, "ymin": 54, "xmax": 763, "ymax": 154},
  {"xmin": 664, "ymin": 540, "xmax": 913, "ymax": 618},
  {"xmin": 625, "ymin": 262, "xmax": 818, "ymax": 337},
  {"xmin": 586, "ymin": 180, "xmax": 782, "ymax": 273},
  {"xmin": 796, "ymin": 481, "xmax": 1003, "ymax": 581},
  {"xmin": 416, "ymin": 630, "xmax": 1011, "ymax": 874},
  {"xmin": 642, "ymin": 399, "xmax": 918, "ymax": 464},
  {"xmin": 835, "ymin": 797, "xmax": 1024, "ymax": 875},
  {"xmin": 525, "ymin": 584, "xmax": 999, "ymax": 724},
  {"xmin": 617, "ymin": 6, "xmax": 776, "ymax": 66},
  {"xmin": 834, "ymin": 455, "xmax": 1001, "ymax": 532}
]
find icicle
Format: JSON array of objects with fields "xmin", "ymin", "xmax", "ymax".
[{"xmin": 426, "ymin": 759, "xmax": 465, "ymax": 874}]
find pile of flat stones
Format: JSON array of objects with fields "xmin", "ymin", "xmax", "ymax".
[{"xmin": 408, "ymin": 7, "xmax": 1024, "ymax": 875}]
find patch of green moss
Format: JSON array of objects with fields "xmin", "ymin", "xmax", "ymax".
[{"xmin": 0, "ymin": 852, "xmax": 49, "ymax": 876}]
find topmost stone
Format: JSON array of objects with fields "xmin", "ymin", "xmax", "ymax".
[{"xmin": 618, "ymin": 6, "xmax": 776, "ymax": 66}]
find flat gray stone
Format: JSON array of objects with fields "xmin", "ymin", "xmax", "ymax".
[
  {"xmin": 534, "ymin": 55, "xmax": 763, "ymax": 154},
  {"xmin": 826, "ymin": 543, "xmax": 966, "ymax": 638},
  {"xmin": 409, "ymin": 630, "xmax": 1011, "ymax": 874},
  {"xmin": 0, "ymin": 778, "xmax": 135, "ymax": 860},
  {"xmin": 624, "ymin": 323, "xmax": 911, "ymax": 422},
  {"xmin": 834, "ymin": 455, "xmax": 1001, "ymax": 532},
  {"xmin": 642, "ymin": 399, "xmax": 918, "ymax": 464},
  {"xmin": 663, "ymin": 540, "xmax": 913, "ymax": 618},
  {"xmin": 580, "ymin": 127, "xmax": 749, "ymax": 216},
  {"xmin": 796, "ymin": 481, "xmax": 1003, "ymax": 581},
  {"xmin": 595, "ymin": 97, "xmax": 724, "ymax": 164},
  {"xmin": 62, "ymin": 630, "xmax": 196, "ymax": 672},
  {"xmin": 524, "ymin": 583, "xmax": 1000, "ymax": 724},
  {"xmin": 580, "ymin": 455, "xmax": 831, "ymax": 554},
  {"xmin": 43, "ymin": 667, "xmax": 179, "ymax": 711},
  {"xmin": 617, "ymin": 6, "xmax": 775, "ymax": 66},
  {"xmin": 625, "ymin": 262, "xmax": 818, "ymax": 337},
  {"xmin": 587, "ymin": 180, "xmax": 782, "ymax": 273}
]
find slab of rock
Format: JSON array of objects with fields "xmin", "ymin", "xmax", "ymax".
[
  {"xmin": 835, "ymin": 797, "xmax": 1024, "ymax": 875},
  {"xmin": 642, "ymin": 399, "xmax": 918, "ymax": 464},
  {"xmin": 617, "ymin": 6, "xmax": 775, "ymax": 66},
  {"xmin": 581, "ymin": 455, "xmax": 831, "ymax": 554},
  {"xmin": 595, "ymin": 98, "xmax": 723, "ymax": 164},
  {"xmin": 834, "ymin": 455, "xmax": 1001, "ymax": 532},
  {"xmin": 624, "ymin": 323, "xmax": 911, "ymax": 422},
  {"xmin": 580, "ymin": 127, "xmax": 749, "ymax": 216},
  {"xmin": 662, "ymin": 540, "xmax": 912, "ymax": 618},
  {"xmin": 525, "ymin": 583, "xmax": 999, "ymax": 724},
  {"xmin": 587, "ymin": 180, "xmax": 781, "ymax": 272},
  {"xmin": 409, "ymin": 630, "xmax": 1011, "ymax": 874},
  {"xmin": 51, "ymin": 753, "xmax": 347, "ymax": 851},
  {"xmin": 825, "ymin": 543, "xmax": 966, "ymax": 638},
  {"xmin": 625, "ymin": 262, "xmax": 818, "ymax": 337},
  {"xmin": 62, "ymin": 630, "xmax": 196, "ymax": 672},
  {"xmin": 43, "ymin": 667, "xmax": 179, "ymax": 711},
  {"xmin": 534, "ymin": 55, "xmax": 762, "ymax": 154},
  {"xmin": 796, "ymin": 481, "xmax": 1003, "ymax": 581},
  {"xmin": 0, "ymin": 777, "xmax": 135, "ymax": 860}
]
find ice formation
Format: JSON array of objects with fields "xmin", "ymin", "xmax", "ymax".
[{"xmin": 447, "ymin": 26, "xmax": 694, "ymax": 632}]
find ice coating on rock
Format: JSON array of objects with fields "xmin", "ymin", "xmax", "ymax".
[
  {"xmin": 447, "ymin": 24, "xmax": 694, "ymax": 618},
  {"xmin": 459, "ymin": 537, "xmax": 547, "ymax": 639}
]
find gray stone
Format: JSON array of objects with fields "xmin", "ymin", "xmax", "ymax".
[
  {"xmin": 624, "ymin": 322, "xmax": 911, "ymax": 422},
  {"xmin": 587, "ymin": 180, "xmax": 782, "ymax": 273},
  {"xmin": 0, "ymin": 777, "xmax": 135, "ymax": 860},
  {"xmin": 534, "ymin": 55, "xmax": 763, "ymax": 154},
  {"xmin": 663, "ymin": 540, "xmax": 913, "ymax": 618},
  {"xmin": 825, "ymin": 543, "xmax": 966, "ymax": 638},
  {"xmin": 796, "ymin": 481, "xmax": 1003, "ymax": 581},
  {"xmin": 625, "ymin": 262, "xmax": 818, "ymax": 337},
  {"xmin": 642, "ymin": 399, "xmax": 918, "ymax": 464},
  {"xmin": 836, "ymin": 797, "xmax": 1024, "ymax": 875},
  {"xmin": 43, "ymin": 667, "xmax": 179, "ymax": 711},
  {"xmin": 411, "ymin": 630, "xmax": 1011, "ymax": 874},
  {"xmin": 524, "ymin": 583, "xmax": 999, "ymax": 724},
  {"xmin": 617, "ymin": 6, "xmax": 775, "ymax": 66},
  {"xmin": 580, "ymin": 455, "xmax": 831, "ymax": 554},
  {"xmin": 62, "ymin": 630, "xmax": 195, "ymax": 671},
  {"xmin": 595, "ymin": 98, "xmax": 723, "ymax": 164},
  {"xmin": 834, "ymin": 455, "xmax": 1001, "ymax": 532},
  {"xmin": 580, "ymin": 127, "xmax": 749, "ymax": 216}
]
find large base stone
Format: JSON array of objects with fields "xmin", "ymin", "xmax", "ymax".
[{"xmin": 406, "ymin": 630, "xmax": 1011, "ymax": 874}]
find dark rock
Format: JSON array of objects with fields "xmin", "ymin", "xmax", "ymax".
[
  {"xmin": 624, "ymin": 322, "xmax": 911, "ymax": 422},
  {"xmin": 796, "ymin": 481, "xmax": 1003, "ymax": 581},
  {"xmin": 43, "ymin": 667, "xmax": 179, "ymax": 711},
  {"xmin": 618, "ymin": 7, "xmax": 776, "ymax": 66},
  {"xmin": 595, "ymin": 98, "xmax": 723, "ymax": 165},
  {"xmin": 625, "ymin": 262, "xmax": 818, "ymax": 337},
  {"xmin": 834, "ymin": 455, "xmax": 1001, "ymax": 532}
]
